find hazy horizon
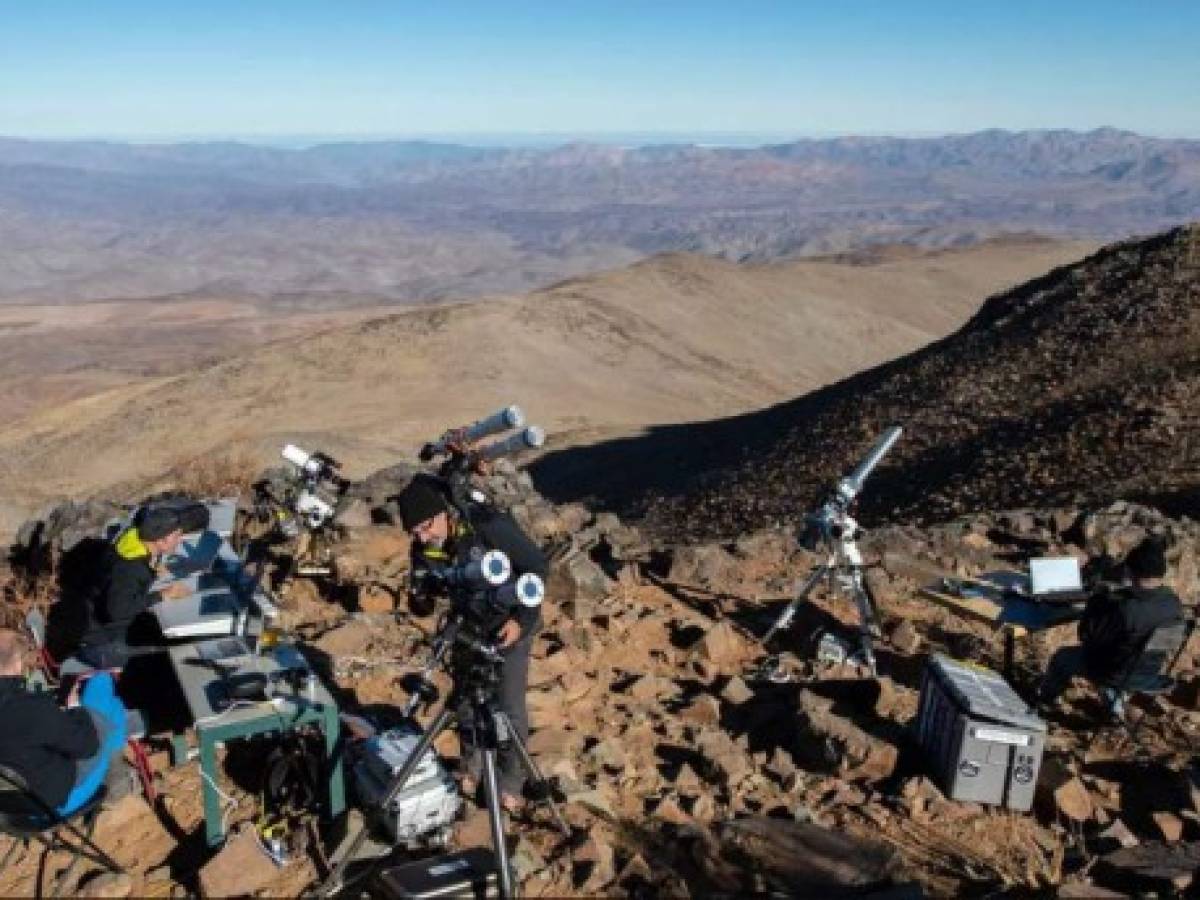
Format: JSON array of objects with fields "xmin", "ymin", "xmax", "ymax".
[{"xmin": 4, "ymin": 125, "xmax": 1199, "ymax": 150}]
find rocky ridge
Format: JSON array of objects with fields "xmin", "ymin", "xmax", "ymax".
[
  {"xmin": 588, "ymin": 224, "xmax": 1200, "ymax": 542},
  {"xmin": 5, "ymin": 460, "xmax": 1200, "ymax": 896}
]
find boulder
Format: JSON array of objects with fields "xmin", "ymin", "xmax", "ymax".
[
  {"xmin": 78, "ymin": 873, "xmax": 134, "ymax": 899},
  {"xmin": 1036, "ymin": 758, "xmax": 1093, "ymax": 824},
  {"xmin": 198, "ymin": 827, "xmax": 280, "ymax": 898},
  {"xmin": 793, "ymin": 690, "xmax": 899, "ymax": 782},
  {"xmin": 690, "ymin": 620, "xmax": 748, "ymax": 667}
]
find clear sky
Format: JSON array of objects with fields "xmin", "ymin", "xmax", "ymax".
[{"xmin": 1, "ymin": 0, "xmax": 1198, "ymax": 141}]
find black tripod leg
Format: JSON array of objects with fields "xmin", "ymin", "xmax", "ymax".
[
  {"xmin": 498, "ymin": 712, "xmax": 569, "ymax": 837},
  {"xmin": 316, "ymin": 703, "xmax": 456, "ymax": 897},
  {"xmin": 481, "ymin": 749, "xmax": 514, "ymax": 899}
]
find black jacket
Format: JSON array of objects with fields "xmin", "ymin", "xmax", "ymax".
[
  {"xmin": 0, "ymin": 677, "xmax": 99, "ymax": 808},
  {"xmin": 1079, "ymin": 584, "xmax": 1183, "ymax": 685},
  {"xmin": 81, "ymin": 529, "xmax": 163, "ymax": 649},
  {"xmin": 412, "ymin": 503, "xmax": 548, "ymax": 638}
]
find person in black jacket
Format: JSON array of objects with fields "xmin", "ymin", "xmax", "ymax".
[
  {"xmin": 0, "ymin": 630, "xmax": 127, "ymax": 813},
  {"xmin": 1039, "ymin": 536, "xmax": 1184, "ymax": 706},
  {"xmin": 78, "ymin": 506, "xmax": 190, "ymax": 670},
  {"xmin": 396, "ymin": 475, "xmax": 547, "ymax": 810}
]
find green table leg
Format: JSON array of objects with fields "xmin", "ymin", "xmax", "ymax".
[
  {"xmin": 199, "ymin": 735, "xmax": 223, "ymax": 848},
  {"xmin": 324, "ymin": 708, "xmax": 345, "ymax": 820}
]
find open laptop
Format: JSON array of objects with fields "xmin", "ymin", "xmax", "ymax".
[{"xmin": 1028, "ymin": 557, "xmax": 1087, "ymax": 603}]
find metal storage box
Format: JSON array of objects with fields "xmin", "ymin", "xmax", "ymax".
[
  {"xmin": 374, "ymin": 847, "xmax": 498, "ymax": 899},
  {"xmin": 353, "ymin": 726, "xmax": 461, "ymax": 845},
  {"xmin": 915, "ymin": 654, "xmax": 1046, "ymax": 811}
]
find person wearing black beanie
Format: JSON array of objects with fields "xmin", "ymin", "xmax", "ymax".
[
  {"xmin": 398, "ymin": 474, "xmax": 548, "ymax": 811},
  {"xmin": 78, "ymin": 504, "xmax": 191, "ymax": 670},
  {"xmin": 1039, "ymin": 535, "xmax": 1184, "ymax": 709}
]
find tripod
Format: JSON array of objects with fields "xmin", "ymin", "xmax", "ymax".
[
  {"xmin": 757, "ymin": 427, "xmax": 901, "ymax": 679},
  {"xmin": 761, "ymin": 508, "xmax": 881, "ymax": 676},
  {"xmin": 317, "ymin": 619, "xmax": 568, "ymax": 898}
]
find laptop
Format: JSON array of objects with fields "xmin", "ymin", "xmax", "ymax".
[{"xmin": 1028, "ymin": 557, "xmax": 1087, "ymax": 603}]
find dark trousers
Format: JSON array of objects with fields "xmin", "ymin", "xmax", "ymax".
[
  {"xmin": 77, "ymin": 639, "xmax": 160, "ymax": 671},
  {"xmin": 1039, "ymin": 644, "xmax": 1124, "ymax": 711},
  {"xmin": 1038, "ymin": 644, "xmax": 1087, "ymax": 704},
  {"xmin": 457, "ymin": 630, "xmax": 534, "ymax": 796}
]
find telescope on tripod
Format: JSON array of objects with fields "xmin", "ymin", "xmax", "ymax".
[
  {"xmin": 420, "ymin": 405, "xmax": 546, "ymax": 468},
  {"xmin": 761, "ymin": 426, "xmax": 903, "ymax": 676},
  {"xmin": 317, "ymin": 554, "xmax": 563, "ymax": 899}
]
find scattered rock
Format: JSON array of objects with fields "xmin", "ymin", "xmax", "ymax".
[
  {"xmin": 357, "ymin": 583, "xmax": 395, "ymax": 613},
  {"xmin": 887, "ymin": 619, "xmax": 922, "ymax": 655},
  {"xmin": 691, "ymin": 620, "xmax": 748, "ymax": 666},
  {"xmin": 720, "ymin": 675, "xmax": 755, "ymax": 704},
  {"xmin": 794, "ymin": 689, "xmax": 899, "ymax": 782},
  {"xmin": 77, "ymin": 873, "xmax": 134, "ymax": 899},
  {"xmin": 1153, "ymin": 810, "xmax": 1185, "ymax": 843},
  {"xmin": 1037, "ymin": 758, "xmax": 1093, "ymax": 824},
  {"xmin": 334, "ymin": 497, "xmax": 373, "ymax": 529},
  {"xmin": 198, "ymin": 827, "xmax": 280, "ymax": 899}
]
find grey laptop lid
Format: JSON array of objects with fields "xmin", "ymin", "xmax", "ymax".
[{"xmin": 1029, "ymin": 557, "xmax": 1083, "ymax": 597}]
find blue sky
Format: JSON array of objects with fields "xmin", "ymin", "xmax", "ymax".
[{"xmin": 1, "ymin": 1, "xmax": 1198, "ymax": 140}]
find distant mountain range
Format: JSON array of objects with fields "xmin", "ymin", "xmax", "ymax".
[{"xmin": 0, "ymin": 128, "xmax": 1196, "ymax": 304}]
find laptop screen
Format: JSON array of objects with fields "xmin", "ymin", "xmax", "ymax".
[{"xmin": 1029, "ymin": 557, "xmax": 1083, "ymax": 595}]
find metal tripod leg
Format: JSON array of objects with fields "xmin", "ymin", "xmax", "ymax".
[
  {"xmin": 496, "ymin": 711, "xmax": 570, "ymax": 837},
  {"xmin": 762, "ymin": 562, "xmax": 832, "ymax": 647},
  {"xmin": 849, "ymin": 575, "xmax": 879, "ymax": 676},
  {"xmin": 480, "ymin": 748, "xmax": 514, "ymax": 898},
  {"xmin": 316, "ymin": 704, "xmax": 455, "ymax": 897}
]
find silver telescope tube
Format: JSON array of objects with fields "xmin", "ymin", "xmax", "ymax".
[
  {"xmin": 427, "ymin": 405, "xmax": 525, "ymax": 456},
  {"xmin": 838, "ymin": 426, "xmax": 903, "ymax": 503},
  {"xmin": 476, "ymin": 426, "xmax": 546, "ymax": 462}
]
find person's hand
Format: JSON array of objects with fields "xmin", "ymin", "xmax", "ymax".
[
  {"xmin": 161, "ymin": 582, "xmax": 192, "ymax": 601},
  {"xmin": 496, "ymin": 619, "xmax": 521, "ymax": 649},
  {"xmin": 65, "ymin": 678, "xmax": 83, "ymax": 708}
]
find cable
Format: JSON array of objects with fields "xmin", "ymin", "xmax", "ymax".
[{"xmin": 198, "ymin": 765, "xmax": 243, "ymax": 838}]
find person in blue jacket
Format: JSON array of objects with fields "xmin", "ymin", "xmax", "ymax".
[{"xmin": 0, "ymin": 630, "xmax": 127, "ymax": 815}]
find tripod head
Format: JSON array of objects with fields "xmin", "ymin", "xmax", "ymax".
[{"xmin": 399, "ymin": 612, "xmax": 507, "ymax": 720}]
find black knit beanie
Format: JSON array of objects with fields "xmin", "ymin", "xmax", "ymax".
[
  {"xmin": 138, "ymin": 506, "xmax": 182, "ymax": 541},
  {"xmin": 1126, "ymin": 535, "xmax": 1168, "ymax": 579},
  {"xmin": 396, "ymin": 476, "xmax": 449, "ymax": 531}
]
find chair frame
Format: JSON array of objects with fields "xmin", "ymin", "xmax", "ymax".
[
  {"xmin": 1093, "ymin": 614, "xmax": 1196, "ymax": 751},
  {"xmin": 0, "ymin": 765, "xmax": 123, "ymax": 898},
  {"xmin": 21, "ymin": 609, "xmax": 158, "ymax": 804}
]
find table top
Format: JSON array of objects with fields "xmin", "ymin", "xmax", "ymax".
[
  {"xmin": 921, "ymin": 570, "xmax": 1085, "ymax": 635},
  {"xmin": 168, "ymin": 639, "xmax": 338, "ymax": 734}
]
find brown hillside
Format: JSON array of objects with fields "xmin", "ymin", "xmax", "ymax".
[
  {"xmin": 0, "ymin": 238, "xmax": 1092, "ymax": 535},
  {"xmin": 540, "ymin": 225, "xmax": 1200, "ymax": 540}
]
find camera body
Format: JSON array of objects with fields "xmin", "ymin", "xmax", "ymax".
[
  {"xmin": 414, "ymin": 550, "xmax": 544, "ymax": 636},
  {"xmin": 279, "ymin": 444, "xmax": 348, "ymax": 533}
]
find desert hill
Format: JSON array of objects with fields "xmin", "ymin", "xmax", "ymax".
[
  {"xmin": 0, "ymin": 237, "xmax": 1092, "ymax": 534},
  {"xmin": 541, "ymin": 224, "xmax": 1200, "ymax": 540}
]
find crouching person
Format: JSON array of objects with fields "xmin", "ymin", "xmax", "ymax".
[{"xmin": 0, "ymin": 630, "xmax": 128, "ymax": 815}]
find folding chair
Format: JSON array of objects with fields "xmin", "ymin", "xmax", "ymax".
[
  {"xmin": 0, "ymin": 765, "xmax": 122, "ymax": 898},
  {"xmin": 1092, "ymin": 615, "xmax": 1195, "ymax": 750},
  {"xmin": 22, "ymin": 611, "xmax": 158, "ymax": 803}
]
